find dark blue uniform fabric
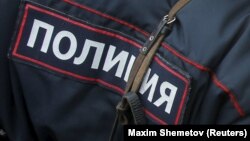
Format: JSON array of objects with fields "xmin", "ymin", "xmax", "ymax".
[{"xmin": 0, "ymin": 0, "xmax": 250, "ymax": 141}]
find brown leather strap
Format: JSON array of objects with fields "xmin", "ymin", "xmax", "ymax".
[
  {"xmin": 168, "ymin": 0, "xmax": 191, "ymax": 23},
  {"xmin": 130, "ymin": 35, "xmax": 165, "ymax": 92},
  {"xmin": 125, "ymin": 0, "xmax": 191, "ymax": 94},
  {"xmin": 124, "ymin": 53, "xmax": 145, "ymax": 93}
]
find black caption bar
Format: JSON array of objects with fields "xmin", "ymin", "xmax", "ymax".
[{"xmin": 124, "ymin": 125, "xmax": 249, "ymax": 140}]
